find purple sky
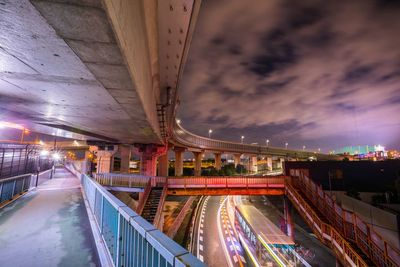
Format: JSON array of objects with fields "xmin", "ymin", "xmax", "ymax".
[{"xmin": 178, "ymin": 0, "xmax": 400, "ymax": 152}]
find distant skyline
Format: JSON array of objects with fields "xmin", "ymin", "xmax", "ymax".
[{"xmin": 178, "ymin": 0, "xmax": 400, "ymax": 151}]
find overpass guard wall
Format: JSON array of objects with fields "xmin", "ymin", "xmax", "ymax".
[{"xmin": 81, "ymin": 174, "xmax": 204, "ymax": 267}]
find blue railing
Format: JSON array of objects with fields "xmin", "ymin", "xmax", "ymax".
[
  {"xmin": 81, "ymin": 174, "xmax": 205, "ymax": 267},
  {"xmin": 0, "ymin": 173, "xmax": 32, "ymax": 205}
]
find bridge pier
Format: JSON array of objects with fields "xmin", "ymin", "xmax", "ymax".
[
  {"xmin": 119, "ymin": 145, "xmax": 131, "ymax": 173},
  {"xmin": 214, "ymin": 153, "xmax": 222, "ymax": 170},
  {"xmin": 284, "ymin": 196, "xmax": 295, "ymax": 241},
  {"xmin": 233, "ymin": 153, "xmax": 241, "ymax": 167},
  {"xmin": 96, "ymin": 149, "xmax": 117, "ymax": 173},
  {"xmin": 193, "ymin": 152, "xmax": 203, "ymax": 176},
  {"xmin": 266, "ymin": 156, "xmax": 273, "ymax": 171},
  {"xmin": 136, "ymin": 144, "xmax": 165, "ymax": 176},
  {"xmin": 250, "ymin": 156, "xmax": 258, "ymax": 173},
  {"xmin": 157, "ymin": 153, "xmax": 169, "ymax": 177},
  {"xmin": 174, "ymin": 147, "xmax": 185, "ymax": 176}
]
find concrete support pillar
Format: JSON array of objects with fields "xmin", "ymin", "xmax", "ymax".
[
  {"xmin": 96, "ymin": 150, "xmax": 116, "ymax": 173},
  {"xmin": 174, "ymin": 148, "xmax": 184, "ymax": 176},
  {"xmin": 157, "ymin": 153, "xmax": 169, "ymax": 177},
  {"xmin": 233, "ymin": 154, "xmax": 241, "ymax": 167},
  {"xmin": 82, "ymin": 150, "xmax": 92, "ymax": 174},
  {"xmin": 250, "ymin": 156, "xmax": 258, "ymax": 173},
  {"xmin": 136, "ymin": 144, "xmax": 165, "ymax": 176},
  {"xmin": 277, "ymin": 157, "xmax": 284, "ymax": 169},
  {"xmin": 284, "ymin": 196, "xmax": 295, "ymax": 241},
  {"xmin": 266, "ymin": 157, "xmax": 273, "ymax": 171},
  {"xmin": 193, "ymin": 152, "xmax": 203, "ymax": 176},
  {"xmin": 214, "ymin": 153, "xmax": 222, "ymax": 170},
  {"xmin": 119, "ymin": 145, "xmax": 131, "ymax": 173}
]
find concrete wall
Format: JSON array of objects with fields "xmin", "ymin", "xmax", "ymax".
[{"xmin": 333, "ymin": 191, "xmax": 400, "ymax": 249}]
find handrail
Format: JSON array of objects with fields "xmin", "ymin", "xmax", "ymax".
[
  {"xmin": 166, "ymin": 175, "xmax": 286, "ymax": 189},
  {"xmin": 153, "ymin": 184, "xmax": 168, "ymax": 230},
  {"xmin": 0, "ymin": 173, "xmax": 32, "ymax": 207},
  {"xmin": 172, "ymin": 121, "xmax": 339, "ymax": 160},
  {"xmin": 81, "ymin": 174, "xmax": 204, "ymax": 266},
  {"xmin": 286, "ymin": 180, "xmax": 369, "ymax": 267},
  {"xmin": 136, "ymin": 179, "xmax": 152, "ymax": 215},
  {"xmin": 166, "ymin": 196, "xmax": 196, "ymax": 238},
  {"xmin": 295, "ymin": 171, "xmax": 400, "ymax": 267}
]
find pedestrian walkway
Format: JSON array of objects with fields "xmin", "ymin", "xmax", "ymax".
[{"xmin": 0, "ymin": 167, "xmax": 100, "ymax": 267}]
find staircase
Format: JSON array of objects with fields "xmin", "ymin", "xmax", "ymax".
[
  {"xmin": 289, "ymin": 172, "xmax": 400, "ymax": 267},
  {"xmin": 141, "ymin": 187, "xmax": 163, "ymax": 223}
]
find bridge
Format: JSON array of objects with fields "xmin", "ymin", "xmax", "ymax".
[
  {"xmin": 0, "ymin": 0, "xmax": 396, "ymax": 267},
  {"xmin": 91, "ymin": 171, "xmax": 400, "ymax": 267}
]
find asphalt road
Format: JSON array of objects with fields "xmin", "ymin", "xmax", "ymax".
[{"xmin": 192, "ymin": 196, "xmax": 251, "ymax": 267}]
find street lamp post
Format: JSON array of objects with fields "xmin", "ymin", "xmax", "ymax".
[
  {"xmin": 266, "ymin": 139, "xmax": 269, "ymax": 147},
  {"xmin": 241, "ymin": 136, "xmax": 244, "ymax": 144},
  {"xmin": 208, "ymin": 129, "xmax": 212, "ymax": 138},
  {"xmin": 303, "ymin": 145, "xmax": 306, "ymax": 151},
  {"xmin": 285, "ymin": 142, "xmax": 288, "ymax": 149}
]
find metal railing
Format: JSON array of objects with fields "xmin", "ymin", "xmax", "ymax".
[
  {"xmin": 93, "ymin": 173, "xmax": 286, "ymax": 190},
  {"xmin": 0, "ymin": 173, "xmax": 32, "ymax": 206},
  {"xmin": 0, "ymin": 144, "xmax": 53, "ymax": 180},
  {"xmin": 285, "ymin": 179, "xmax": 369, "ymax": 267},
  {"xmin": 172, "ymin": 122, "xmax": 338, "ymax": 160},
  {"xmin": 166, "ymin": 196, "xmax": 196, "ymax": 238},
  {"xmin": 136, "ymin": 179, "xmax": 152, "ymax": 215},
  {"xmin": 166, "ymin": 176, "xmax": 286, "ymax": 189},
  {"xmin": 294, "ymin": 171, "xmax": 400, "ymax": 267},
  {"xmin": 153, "ymin": 184, "xmax": 168, "ymax": 230},
  {"xmin": 81, "ymin": 174, "xmax": 205, "ymax": 267}
]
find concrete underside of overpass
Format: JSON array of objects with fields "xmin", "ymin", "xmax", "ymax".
[{"xmin": 0, "ymin": 0, "xmax": 164, "ymax": 143}]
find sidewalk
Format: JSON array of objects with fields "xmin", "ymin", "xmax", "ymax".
[{"xmin": 0, "ymin": 168, "xmax": 100, "ymax": 267}]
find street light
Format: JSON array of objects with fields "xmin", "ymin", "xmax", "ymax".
[
  {"xmin": 176, "ymin": 119, "xmax": 181, "ymax": 124},
  {"xmin": 303, "ymin": 145, "xmax": 306, "ymax": 151},
  {"xmin": 285, "ymin": 142, "xmax": 288, "ymax": 149},
  {"xmin": 266, "ymin": 139, "xmax": 269, "ymax": 147},
  {"xmin": 241, "ymin": 136, "xmax": 245, "ymax": 144},
  {"xmin": 208, "ymin": 129, "xmax": 212, "ymax": 138},
  {"xmin": 318, "ymin": 148, "xmax": 321, "ymax": 153}
]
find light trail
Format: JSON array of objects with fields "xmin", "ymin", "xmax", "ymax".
[
  {"xmin": 238, "ymin": 233, "xmax": 261, "ymax": 267},
  {"xmin": 217, "ymin": 196, "xmax": 235, "ymax": 267}
]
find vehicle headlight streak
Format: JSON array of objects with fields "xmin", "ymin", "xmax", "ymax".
[
  {"xmin": 258, "ymin": 234, "xmax": 287, "ymax": 267},
  {"xmin": 238, "ymin": 232, "xmax": 261, "ymax": 267}
]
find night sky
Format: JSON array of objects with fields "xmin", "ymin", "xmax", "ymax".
[{"xmin": 178, "ymin": 0, "xmax": 400, "ymax": 152}]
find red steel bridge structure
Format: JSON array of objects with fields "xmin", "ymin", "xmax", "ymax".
[{"xmin": 93, "ymin": 172, "xmax": 400, "ymax": 267}]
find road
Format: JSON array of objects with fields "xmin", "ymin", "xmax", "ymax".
[{"xmin": 192, "ymin": 196, "xmax": 251, "ymax": 267}]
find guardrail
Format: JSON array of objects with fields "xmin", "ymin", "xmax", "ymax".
[
  {"xmin": 136, "ymin": 179, "xmax": 152, "ymax": 215},
  {"xmin": 166, "ymin": 196, "xmax": 196, "ymax": 238},
  {"xmin": 81, "ymin": 174, "xmax": 205, "ymax": 267},
  {"xmin": 285, "ymin": 180, "xmax": 369, "ymax": 267},
  {"xmin": 172, "ymin": 122, "xmax": 338, "ymax": 160},
  {"xmin": 0, "ymin": 173, "xmax": 32, "ymax": 206},
  {"xmin": 295, "ymin": 171, "xmax": 400, "ymax": 267},
  {"xmin": 166, "ymin": 176, "xmax": 286, "ymax": 189},
  {"xmin": 93, "ymin": 173, "xmax": 286, "ymax": 190},
  {"xmin": 153, "ymin": 184, "xmax": 168, "ymax": 230}
]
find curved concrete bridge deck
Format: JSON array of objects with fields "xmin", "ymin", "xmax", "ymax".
[{"xmin": 0, "ymin": 168, "xmax": 100, "ymax": 267}]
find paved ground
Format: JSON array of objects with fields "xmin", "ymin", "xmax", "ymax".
[{"xmin": 0, "ymin": 168, "xmax": 100, "ymax": 267}]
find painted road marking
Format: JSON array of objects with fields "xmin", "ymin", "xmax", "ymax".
[
  {"xmin": 199, "ymin": 236, "xmax": 203, "ymax": 241},
  {"xmin": 233, "ymin": 255, "xmax": 238, "ymax": 263},
  {"xmin": 199, "ymin": 244, "xmax": 203, "ymax": 251},
  {"xmin": 200, "ymin": 223, "xmax": 203, "ymax": 228},
  {"xmin": 199, "ymin": 255, "xmax": 204, "ymax": 262},
  {"xmin": 200, "ymin": 229, "xmax": 203, "ymax": 234}
]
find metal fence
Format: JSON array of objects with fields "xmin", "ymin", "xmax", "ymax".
[
  {"xmin": 0, "ymin": 173, "xmax": 32, "ymax": 205},
  {"xmin": 0, "ymin": 144, "xmax": 53, "ymax": 180},
  {"xmin": 81, "ymin": 174, "xmax": 205, "ymax": 267},
  {"xmin": 93, "ymin": 173, "xmax": 286, "ymax": 190}
]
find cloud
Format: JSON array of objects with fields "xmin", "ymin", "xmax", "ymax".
[{"xmin": 178, "ymin": 0, "xmax": 400, "ymax": 150}]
